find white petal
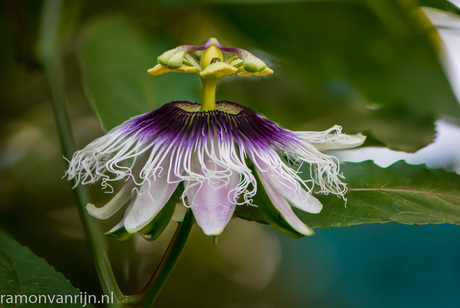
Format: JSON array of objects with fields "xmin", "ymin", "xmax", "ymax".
[
  {"xmin": 86, "ymin": 181, "xmax": 134, "ymax": 219},
  {"xmin": 257, "ymin": 172, "xmax": 314, "ymax": 236},
  {"xmin": 256, "ymin": 159, "xmax": 322, "ymax": 214},
  {"xmin": 295, "ymin": 194, "xmax": 323, "ymax": 214},
  {"xmin": 295, "ymin": 125, "xmax": 366, "ymax": 151},
  {"xmin": 312, "ymin": 133, "xmax": 366, "ymax": 151},
  {"xmin": 124, "ymin": 176, "xmax": 178, "ymax": 233}
]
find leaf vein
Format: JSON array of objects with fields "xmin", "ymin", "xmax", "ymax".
[{"xmin": 350, "ymin": 188, "xmax": 460, "ymax": 201}]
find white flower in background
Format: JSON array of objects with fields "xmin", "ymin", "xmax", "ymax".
[
  {"xmin": 337, "ymin": 4, "xmax": 460, "ymax": 173},
  {"xmin": 422, "ymin": 1, "xmax": 460, "ymax": 101}
]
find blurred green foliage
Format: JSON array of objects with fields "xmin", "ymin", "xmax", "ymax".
[{"xmin": 1, "ymin": 0, "xmax": 460, "ymax": 307}]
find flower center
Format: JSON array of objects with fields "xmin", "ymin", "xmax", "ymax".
[
  {"xmin": 174, "ymin": 101, "xmax": 244, "ymax": 115},
  {"xmin": 215, "ymin": 101, "xmax": 244, "ymax": 115}
]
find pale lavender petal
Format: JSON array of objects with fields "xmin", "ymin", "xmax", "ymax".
[
  {"xmin": 187, "ymin": 180, "xmax": 238, "ymax": 236},
  {"xmin": 257, "ymin": 169, "xmax": 314, "ymax": 236},
  {"xmin": 186, "ymin": 169, "xmax": 240, "ymax": 236},
  {"xmin": 124, "ymin": 176, "xmax": 179, "ymax": 233}
]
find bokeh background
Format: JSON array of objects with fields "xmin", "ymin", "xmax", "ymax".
[{"xmin": 1, "ymin": 0, "xmax": 460, "ymax": 307}]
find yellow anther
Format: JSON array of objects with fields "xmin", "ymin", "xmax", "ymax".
[
  {"xmin": 200, "ymin": 62, "xmax": 238, "ymax": 77},
  {"xmin": 147, "ymin": 64, "xmax": 198, "ymax": 76}
]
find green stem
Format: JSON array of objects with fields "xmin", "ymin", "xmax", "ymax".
[
  {"xmin": 140, "ymin": 210, "xmax": 194, "ymax": 307},
  {"xmin": 37, "ymin": 0, "xmax": 122, "ymax": 305},
  {"xmin": 200, "ymin": 77, "xmax": 218, "ymax": 111}
]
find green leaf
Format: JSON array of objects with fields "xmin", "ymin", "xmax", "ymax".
[
  {"xmin": 301, "ymin": 161, "xmax": 460, "ymax": 228},
  {"xmin": 79, "ymin": 16, "xmax": 201, "ymax": 131},
  {"xmin": 235, "ymin": 161, "xmax": 460, "ymax": 231},
  {"xmin": 0, "ymin": 230, "xmax": 91, "ymax": 308},
  {"xmin": 79, "ymin": 17, "xmax": 155, "ymax": 130},
  {"xmin": 79, "ymin": 16, "xmax": 157, "ymax": 131}
]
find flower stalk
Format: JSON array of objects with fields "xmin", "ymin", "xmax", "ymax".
[{"xmin": 142, "ymin": 210, "xmax": 194, "ymax": 306}]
